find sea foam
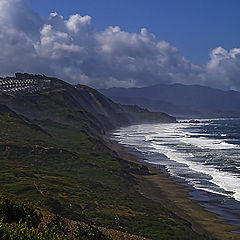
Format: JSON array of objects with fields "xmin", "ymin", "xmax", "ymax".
[{"xmin": 113, "ymin": 120, "xmax": 240, "ymax": 202}]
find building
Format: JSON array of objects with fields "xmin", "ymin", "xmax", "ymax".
[{"xmin": 0, "ymin": 73, "xmax": 53, "ymax": 95}]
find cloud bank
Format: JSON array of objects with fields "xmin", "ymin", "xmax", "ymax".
[{"xmin": 0, "ymin": 0, "xmax": 240, "ymax": 90}]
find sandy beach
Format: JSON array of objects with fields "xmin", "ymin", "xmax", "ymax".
[{"xmin": 109, "ymin": 139, "xmax": 240, "ymax": 240}]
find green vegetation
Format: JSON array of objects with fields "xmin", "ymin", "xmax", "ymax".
[
  {"xmin": 0, "ymin": 87, "xmax": 209, "ymax": 240},
  {"xmin": 0, "ymin": 198, "xmax": 109, "ymax": 240}
]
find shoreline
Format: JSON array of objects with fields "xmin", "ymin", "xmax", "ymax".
[{"xmin": 107, "ymin": 137, "xmax": 240, "ymax": 240}]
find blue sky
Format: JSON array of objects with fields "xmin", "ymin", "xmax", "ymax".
[
  {"xmin": 1, "ymin": 0, "xmax": 240, "ymax": 90},
  {"xmin": 29, "ymin": 0, "xmax": 240, "ymax": 65}
]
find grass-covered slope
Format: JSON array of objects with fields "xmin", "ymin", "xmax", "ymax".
[{"xmin": 0, "ymin": 102, "xmax": 211, "ymax": 239}]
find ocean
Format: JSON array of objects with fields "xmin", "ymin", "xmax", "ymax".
[{"xmin": 112, "ymin": 118, "xmax": 240, "ymax": 226}]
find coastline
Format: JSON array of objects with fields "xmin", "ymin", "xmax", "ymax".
[{"xmin": 107, "ymin": 137, "xmax": 240, "ymax": 240}]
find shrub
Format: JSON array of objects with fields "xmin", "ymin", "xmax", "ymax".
[{"xmin": 0, "ymin": 199, "xmax": 40, "ymax": 227}]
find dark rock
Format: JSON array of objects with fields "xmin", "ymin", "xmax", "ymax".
[{"xmin": 188, "ymin": 119, "xmax": 201, "ymax": 123}]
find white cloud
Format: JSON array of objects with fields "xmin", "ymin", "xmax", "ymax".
[
  {"xmin": 66, "ymin": 14, "xmax": 92, "ymax": 33},
  {"xmin": 0, "ymin": 0, "xmax": 240, "ymax": 90},
  {"xmin": 205, "ymin": 47, "xmax": 240, "ymax": 90},
  {"xmin": 36, "ymin": 24, "xmax": 84, "ymax": 60}
]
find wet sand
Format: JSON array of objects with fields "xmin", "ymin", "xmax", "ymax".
[{"xmin": 109, "ymin": 140, "xmax": 240, "ymax": 240}]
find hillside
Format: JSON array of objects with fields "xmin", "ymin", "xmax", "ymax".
[
  {"xmin": 0, "ymin": 74, "xmax": 176, "ymax": 135},
  {"xmin": 0, "ymin": 74, "xmax": 213, "ymax": 239},
  {"xmin": 99, "ymin": 83, "xmax": 240, "ymax": 118}
]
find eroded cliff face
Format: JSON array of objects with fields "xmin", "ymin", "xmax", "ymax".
[{"xmin": 0, "ymin": 74, "xmax": 176, "ymax": 135}]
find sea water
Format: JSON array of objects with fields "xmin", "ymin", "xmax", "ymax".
[{"xmin": 112, "ymin": 118, "xmax": 240, "ymax": 226}]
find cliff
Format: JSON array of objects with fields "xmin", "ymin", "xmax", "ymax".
[
  {"xmin": 0, "ymin": 74, "xmax": 176, "ymax": 135},
  {"xmin": 0, "ymin": 74, "xmax": 212, "ymax": 240}
]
